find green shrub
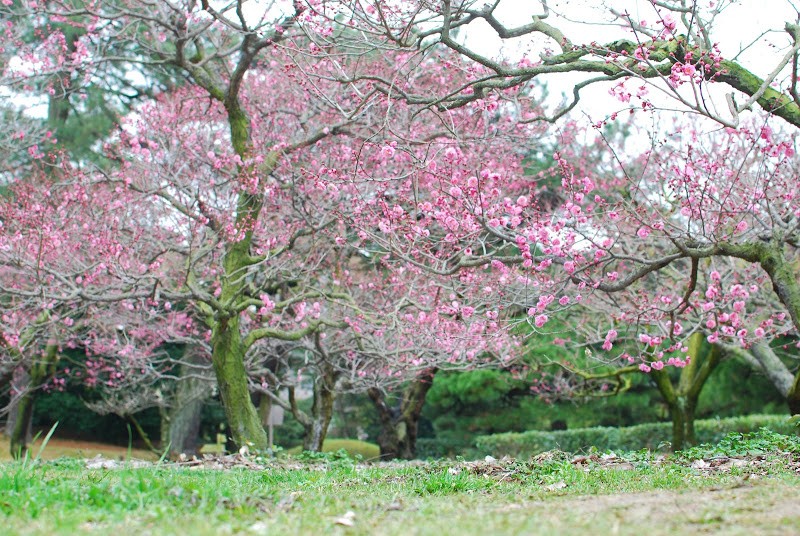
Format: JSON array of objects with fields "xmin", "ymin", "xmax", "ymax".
[
  {"xmin": 416, "ymin": 437, "xmax": 479, "ymax": 460},
  {"xmin": 678, "ymin": 428, "xmax": 800, "ymax": 459},
  {"xmin": 475, "ymin": 414, "xmax": 797, "ymax": 457}
]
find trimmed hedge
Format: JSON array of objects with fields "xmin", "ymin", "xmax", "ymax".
[
  {"xmin": 475, "ymin": 414, "xmax": 798, "ymax": 457},
  {"xmin": 416, "ymin": 437, "xmax": 479, "ymax": 460}
]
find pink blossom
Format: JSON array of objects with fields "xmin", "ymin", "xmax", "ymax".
[{"xmin": 381, "ymin": 145, "xmax": 396, "ymax": 159}]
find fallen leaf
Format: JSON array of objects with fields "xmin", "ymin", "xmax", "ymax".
[
  {"xmin": 386, "ymin": 501, "xmax": 403, "ymax": 511},
  {"xmin": 334, "ymin": 510, "xmax": 356, "ymax": 527},
  {"xmin": 545, "ymin": 481, "xmax": 567, "ymax": 492},
  {"xmin": 249, "ymin": 521, "xmax": 269, "ymax": 533}
]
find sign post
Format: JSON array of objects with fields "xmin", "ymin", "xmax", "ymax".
[{"xmin": 264, "ymin": 401, "xmax": 284, "ymax": 449}]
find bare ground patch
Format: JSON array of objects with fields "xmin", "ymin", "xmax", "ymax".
[{"xmin": 485, "ymin": 481, "xmax": 800, "ymax": 536}]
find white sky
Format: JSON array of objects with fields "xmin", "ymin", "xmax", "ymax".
[
  {"xmin": 460, "ymin": 0, "xmax": 799, "ymax": 129},
  {"xmin": 6, "ymin": 0, "xmax": 798, "ymax": 131}
]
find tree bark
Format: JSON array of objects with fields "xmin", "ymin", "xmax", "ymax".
[
  {"xmin": 788, "ymin": 377, "xmax": 800, "ymax": 416},
  {"xmin": 4, "ymin": 368, "xmax": 30, "ymax": 440},
  {"xmin": 211, "ymin": 316, "xmax": 269, "ymax": 451},
  {"xmin": 665, "ymin": 395, "xmax": 697, "ymax": 450},
  {"xmin": 302, "ymin": 372, "xmax": 337, "ymax": 452},
  {"xmin": 9, "ymin": 341, "xmax": 59, "ymax": 458},
  {"xmin": 650, "ymin": 334, "xmax": 719, "ymax": 451},
  {"xmin": 9, "ymin": 385, "xmax": 35, "ymax": 459},
  {"xmin": 368, "ymin": 368, "xmax": 436, "ymax": 460},
  {"xmin": 200, "ymin": 96, "xmax": 278, "ymax": 452},
  {"xmin": 165, "ymin": 398, "xmax": 204, "ymax": 456},
  {"xmin": 161, "ymin": 353, "xmax": 209, "ymax": 458},
  {"xmin": 730, "ymin": 341, "xmax": 800, "ymax": 415}
]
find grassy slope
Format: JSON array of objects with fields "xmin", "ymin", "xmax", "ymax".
[
  {"xmin": 0, "ymin": 436, "xmax": 157, "ymax": 462},
  {"xmin": 284, "ymin": 438, "xmax": 381, "ymax": 460}
]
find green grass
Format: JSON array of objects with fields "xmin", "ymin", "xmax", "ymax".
[
  {"xmin": 1, "ymin": 431, "xmax": 799, "ymax": 535},
  {"xmin": 283, "ymin": 438, "xmax": 380, "ymax": 460},
  {"xmin": 0, "ymin": 435, "xmax": 157, "ymax": 462}
]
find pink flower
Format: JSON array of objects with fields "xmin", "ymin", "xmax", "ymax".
[
  {"xmin": 381, "ymin": 145, "xmax": 395, "ymax": 159},
  {"xmin": 534, "ymin": 314, "xmax": 548, "ymax": 328}
]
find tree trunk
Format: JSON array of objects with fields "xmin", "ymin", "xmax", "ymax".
[
  {"xmin": 210, "ymin": 316, "xmax": 268, "ymax": 451},
  {"xmin": 368, "ymin": 368, "xmax": 436, "ymax": 460},
  {"xmin": 9, "ymin": 340, "xmax": 60, "ymax": 458},
  {"xmin": 726, "ymin": 341, "xmax": 800, "ymax": 415},
  {"xmin": 4, "ymin": 368, "xmax": 31, "ymax": 442},
  {"xmin": 665, "ymin": 396, "xmax": 697, "ymax": 451},
  {"xmin": 167, "ymin": 399, "xmax": 204, "ymax": 456},
  {"xmin": 747, "ymin": 242, "xmax": 800, "ymax": 415},
  {"xmin": 302, "ymin": 375, "xmax": 336, "ymax": 452},
  {"xmin": 205, "ymin": 106, "xmax": 272, "ymax": 452},
  {"xmin": 9, "ymin": 386, "xmax": 35, "ymax": 459},
  {"xmin": 788, "ymin": 376, "xmax": 800, "ymax": 416},
  {"xmin": 161, "ymin": 351, "xmax": 209, "ymax": 458},
  {"xmin": 650, "ymin": 334, "xmax": 719, "ymax": 451}
]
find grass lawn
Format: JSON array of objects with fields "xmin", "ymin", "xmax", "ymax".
[
  {"xmin": 284, "ymin": 438, "xmax": 381, "ymax": 460},
  {"xmin": 0, "ymin": 435, "xmax": 157, "ymax": 462},
  {"xmin": 0, "ymin": 429, "xmax": 798, "ymax": 535}
]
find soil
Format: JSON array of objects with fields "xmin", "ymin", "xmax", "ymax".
[{"xmin": 509, "ymin": 481, "xmax": 800, "ymax": 535}]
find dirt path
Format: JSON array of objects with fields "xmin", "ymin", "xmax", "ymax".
[{"xmin": 510, "ymin": 481, "xmax": 800, "ymax": 535}]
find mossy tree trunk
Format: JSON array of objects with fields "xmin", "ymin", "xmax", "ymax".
[
  {"xmin": 170, "ymin": 8, "xmax": 316, "ymax": 452},
  {"xmin": 719, "ymin": 241, "xmax": 800, "ymax": 415},
  {"xmin": 9, "ymin": 340, "xmax": 59, "ymax": 458},
  {"xmin": 650, "ymin": 333, "xmax": 720, "ymax": 451},
  {"xmin": 368, "ymin": 368, "xmax": 437, "ymax": 460},
  {"xmin": 186, "ymin": 70, "xmax": 274, "ymax": 451},
  {"xmin": 211, "ymin": 315, "xmax": 269, "ymax": 451}
]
